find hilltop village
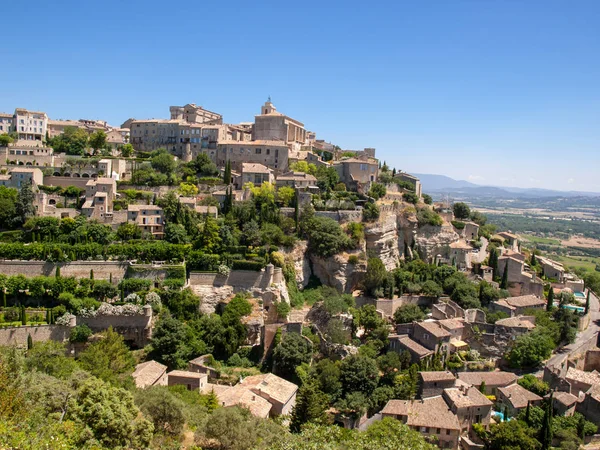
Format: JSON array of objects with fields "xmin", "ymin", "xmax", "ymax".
[{"xmin": 0, "ymin": 101, "xmax": 599, "ymax": 449}]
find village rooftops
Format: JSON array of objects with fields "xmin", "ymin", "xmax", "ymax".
[
  {"xmin": 444, "ymin": 386, "xmax": 493, "ymax": 409},
  {"xmin": 546, "ymin": 391, "xmax": 579, "ymax": 409},
  {"xmin": 276, "ymin": 171, "xmax": 317, "ymax": 182},
  {"xmin": 241, "ymin": 373, "xmax": 298, "ymax": 406},
  {"xmin": 437, "ymin": 318, "xmax": 465, "ymax": 331},
  {"xmin": 241, "ymin": 162, "xmax": 272, "ymax": 174},
  {"xmin": 417, "ymin": 321, "xmax": 452, "ymax": 338},
  {"xmin": 395, "ymin": 335, "xmax": 433, "ymax": 358},
  {"xmin": 381, "ymin": 396, "xmax": 461, "ymax": 431},
  {"xmin": 565, "ymin": 368, "xmax": 600, "ymax": 387},
  {"xmin": 86, "ymin": 177, "xmax": 115, "ymax": 185},
  {"xmin": 498, "ymin": 232, "xmax": 518, "ymax": 240},
  {"xmin": 457, "ymin": 371, "xmax": 518, "ymax": 388},
  {"xmin": 495, "ymin": 316, "xmax": 536, "ymax": 329},
  {"xmin": 449, "ymin": 240, "xmax": 473, "ymax": 250},
  {"xmin": 498, "ymin": 384, "xmax": 542, "ymax": 409},
  {"xmin": 494, "ymin": 295, "xmax": 546, "ymax": 310},
  {"xmin": 217, "ymin": 384, "xmax": 273, "ymax": 418},
  {"xmin": 127, "ymin": 204, "xmax": 163, "ymax": 212},
  {"xmin": 420, "ymin": 371, "xmax": 456, "ymax": 383},
  {"xmin": 132, "ymin": 361, "xmax": 167, "ymax": 389},
  {"xmin": 167, "ymin": 370, "xmax": 206, "ymax": 379},
  {"xmin": 218, "ymin": 139, "xmax": 288, "ymax": 146}
]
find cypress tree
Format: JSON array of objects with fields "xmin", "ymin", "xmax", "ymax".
[
  {"xmin": 540, "ymin": 392, "xmax": 553, "ymax": 450},
  {"xmin": 479, "ymin": 381, "xmax": 486, "ymax": 394},
  {"xmin": 55, "ymin": 266, "xmax": 61, "ymax": 278},
  {"xmin": 500, "ymin": 264, "xmax": 508, "ymax": 289},
  {"xmin": 525, "ymin": 400, "xmax": 531, "ymax": 426},
  {"xmin": 547, "ymin": 286, "xmax": 554, "ymax": 312},
  {"xmin": 90, "ymin": 269, "xmax": 94, "ymax": 280},
  {"xmin": 2, "ymin": 291, "xmax": 5, "ymax": 308},
  {"xmin": 223, "ymin": 159, "xmax": 232, "ymax": 185},
  {"xmin": 27, "ymin": 334, "xmax": 33, "ymax": 350},
  {"xmin": 585, "ymin": 291, "xmax": 591, "ymax": 314},
  {"xmin": 479, "ymin": 282, "xmax": 484, "ymax": 302},
  {"xmin": 21, "ymin": 306, "xmax": 26, "ymax": 326},
  {"xmin": 289, "ymin": 381, "xmax": 328, "ymax": 433},
  {"xmin": 531, "ymin": 250, "xmax": 537, "ymax": 266},
  {"xmin": 109, "ymin": 273, "xmax": 113, "ymax": 284},
  {"xmin": 294, "ymin": 191, "xmax": 300, "ymax": 234},
  {"xmin": 120, "ymin": 287, "xmax": 125, "ymax": 302},
  {"xmin": 46, "ymin": 309, "xmax": 50, "ymax": 324}
]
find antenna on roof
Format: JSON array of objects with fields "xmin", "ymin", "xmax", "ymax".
[{"xmin": 267, "ymin": 95, "xmax": 272, "ymax": 103}]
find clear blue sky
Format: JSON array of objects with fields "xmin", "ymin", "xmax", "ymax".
[{"xmin": 3, "ymin": 1, "xmax": 599, "ymax": 192}]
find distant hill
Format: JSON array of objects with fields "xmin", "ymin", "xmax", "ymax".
[{"xmin": 412, "ymin": 173, "xmax": 600, "ymax": 198}]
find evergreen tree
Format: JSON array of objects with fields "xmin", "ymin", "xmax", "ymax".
[
  {"xmin": 2, "ymin": 291, "xmax": 5, "ymax": 308},
  {"xmin": 21, "ymin": 306, "xmax": 26, "ymax": 325},
  {"xmin": 224, "ymin": 185, "xmax": 233, "ymax": 215},
  {"xmin": 223, "ymin": 159, "xmax": 232, "ymax": 185},
  {"xmin": 294, "ymin": 191, "xmax": 300, "ymax": 234},
  {"xmin": 478, "ymin": 283, "xmax": 484, "ymax": 302},
  {"xmin": 46, "ymin": 309, "xmax": 51, "ymax": 324},
  {"xmin": 290, "ymin": 381, "xmax": 328, "ymax": 433},
  {"xmin": 479, "ymin": 381, "xmax": 486, "ymax": 394},
  {"xmin": 586, "ymin": 291, "xmax": 591, "ymax": 314},
  {"xmin": 525, "ymin": 400, "xmax": 531, "ymax": 426},
  {"xmin": 531, "ymin": 250, "xmax": 537, "ymax": 266},
  {"xmin": 27, "ymin": 334, "xmax": 33, "ymax": 350},
  {"xmin": 540, "ymin": 392, "xmax": 553, "ymax": 449},
  {"xmin": 55, "ymin": 266, "xmax": 61, "ymax": 278},
  {"xmin": 500, "ymin": 264, "xmax": 509, "ymax": 289},
  {"xmin": 547, "ymin": 286, "xmax": 554, "ymax": 312},
  {"xmin": 16, "ymin": 179, "xmax": 36, "ymax": 225},
  {"xmin": 120, "ymin": 287, "xmax": 125, "ymax": 302},
  {"xmin": 489, "ymin": 248, "xmax": 499, "ymax": 278},
  {"xmin": 205, "ymin": 389, "xmax": 219, "ymax": 411},
  {"xmin": 109, "ymin": 273, "xmax": 113, "ymax": 284},
  {"xmin": 90, "ymin": 269, "xmax": 94, "ymax": 280}
]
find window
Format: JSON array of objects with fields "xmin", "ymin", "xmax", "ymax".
[
  {"xmin": 266, "ymin": 148, "xmax": 270, "ymax": 155},
  {"xmin": 446, "ymin": 429, "xmax": 451, "ymax": 435},
  {"xmin": 256, "ymin": 148, "xmax": 261, "ymax": 154},
  {"xmin": 436, "ymin": 428, "xmax": 441, "ymax": 434},
  {"xmin": 423, "ymin": 333, "xmax": 429, "ymax": 340},
  {"xmin": 360, "ymin": 164, "xmax": 367, "ymax": 171}
]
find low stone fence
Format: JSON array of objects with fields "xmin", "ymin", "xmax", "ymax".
[
  {"xmin": 0, "ymin": 324, "xmax": 71, "ymax": 347},
  {"xmin": 188, "ymin": 266, "xmax": 283, "ymax": 289},
  {"xmin": 76, "ymin": 306, "xmax": 153, "ymax": 348},
  {"xmin": 0, "ymin": 260, "xmax": 128, "ymax": 281},
  {"xmin": 355, "ymin": 295, "xmax": 441, "ymax": 318}
]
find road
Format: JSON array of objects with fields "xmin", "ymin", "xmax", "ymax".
[
  {"xmin": 472, "ymin": 237, "xmax": 488, "ymax": 264},
  {"xmin": 546, "ymin": 291, "xmax": 600, "ymax": 369}
]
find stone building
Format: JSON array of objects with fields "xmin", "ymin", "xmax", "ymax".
[
  {"xmin": 253, "ymin": 100, "xmax": 306, "ymax": 147},
  {"xmin": 12, "ymin": 108, "xmax": 48, "ymax": 142},
  {"xmin": 394, "ymin": 171, "xmax": 422, "ymax": 197},
  {"xmin": 81, "ymin": 177, "xmax": 116, "ymax": 220},
  {"xmin": 413, "ymin": 321, "xmax": 451, "ymax": 353},
  {"xmin": 167, "ymin": 370, "xmax": 208, "ymax": 392},
  {"xmin": 443, "ymin": 386, "xmax": 493, "ymax": 430},
  {"xmin": 537, "ymin": 256, "xmax": 565, "ymax": 283},
  {"xmin": 389, "ymin": 334, "xmax": 433, "ymax": 363},
  {"xmin": 126, "ymin": 204, "xmax": 165, "ymax": 238},
  {"xmin": 419, "ymin": 371, "xmax": 457, "ymax": 398},
  {"xmin": 132, "ymin": 360, "xmax": 168, "ymax": 389},
  {"xmin": 497, "ymin": 384, "xmax": 542, "ymax": 418},
  {"xmin": 333, "ymin": 154, "xmax": 378, "ymax": 190},
  {"xmin": 381, "ymin": 396, "xmax": 461, "ymax": 449},
  {"xmin": 547, "ymin": 391, "xmax": 578, "ymax": 417},
  {"xmin": 496, "ymin": 232, "xmax": 519, "ymax": 252},
  {"xmin": 212, "ymin": 140, "xmax": 290, "ymax": 174},
  {"xmin": 0, "ymin": 167, "xmax": 44, "ymax": 189},
  {"xmin": 238, "ymin": 162, "xmax": 274, "ymax": 187},
  {"xmin": 491, "ymin": 295, "xmax": 546, "ymax": 317},
  {"xmin": 456, "ymin": 371, "xmax": 518, "ymax": 396},
  {"xmin": 275, "ymin": 171, "xmax": 318, "ymax": 189}
]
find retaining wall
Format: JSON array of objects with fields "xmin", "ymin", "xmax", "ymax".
[
  {"xmin": 0, "ymin": 324, "xmax": 70, "ymax": 347},
  {"xmin": 77, "ymin": 311, "xmax": 152, "ymax": 348},
  {"xmin": 355, "ymin": 295, "xmax": 441, "ymax": 317},
  {"xmin": 188, "ymin": 266, "xmax": 283, "ymax": 289},
  {"xmin": 0, "ymin": 260, "xmax": 127, "ymax": 281}
]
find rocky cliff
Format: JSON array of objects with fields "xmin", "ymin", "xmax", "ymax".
[
  {"xmin": 413, "ymin": 224, "xmax": 460, "ymax": 263},
  {"xmin": 365, "ymin": 214, "xmax": 400, "ymax": 271}
]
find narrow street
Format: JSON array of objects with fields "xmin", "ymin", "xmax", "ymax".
[{"xmin": 546, "ymin": 291, "xmax": 600, "ymax": 369}]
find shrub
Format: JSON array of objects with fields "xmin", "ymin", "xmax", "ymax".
[
  {"xmin": 270, "ymin": 251, "xmax": 285, "ymax": 268},
  {"xmin": 417, "ymin": 208, "xmax": 443, "ymax": 227},
  {"xmin": 231, "ymin": 260, "xmax": 264, "ymax": 271},
  {"xmin": 362, "ymin": 202, "xmax": 380, "ymax": 222},
  {"xmin": 348, "ymin": 255, "xmax": 359, "ymax": 265},
  {"xmin": 402, "ymin": 192, "xmax": 419, "ymax": 205},
  {"xmin": 451, "ymin": 220, "xmax": 466, "ymax": 230},
  {"xmin": 275, "ymin": 301, "xmax": 291, "ymax": 318},
  {"xmin": 69, "ymin": 324, "xmax": 93, "ymax": 343},
  {"xmin": 118, "ymin": 278, "xmax": 152, "ymax": 294}
]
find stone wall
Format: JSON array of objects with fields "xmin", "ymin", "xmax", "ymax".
[
  {"xmin": 127, "ymin": 264, "xmax": 185, "ymax": 281},
  {"xmin": 0, "ymin": 260, "xmax": 127, "ymax": 281},
  {"xmin": 188, "ymin": 266, "xmax": 282, "ymax": 289},
  {"xmin": 279, "ymin": 208, "xmax": 362, "ymax": 224},
  {"xmin": 355, "ymin": 295, "xmax": 440, "ymax": 318},
  {"xmin": 44, "ymin": 176, "xmax": 90, "ymax": 189},
  {"xmin": 0, "ymin": 324, "xmax": 71, "ymax": 347},
  {"xmin": 76, "ymin": 308, "xmax": 152, "ymax": 348}
]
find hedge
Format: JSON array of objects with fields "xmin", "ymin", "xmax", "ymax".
[
  {"xmin": 118, "ymin": 278, "xmax": 152, "ymax": 293},
  {"xmin": 231, "ymin": 260, "xmax": 265, "ymax": 271}
]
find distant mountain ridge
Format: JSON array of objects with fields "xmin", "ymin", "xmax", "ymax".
[{"xmin": 412, "ymin": 173, "xmax": 600, "ymax": 198}]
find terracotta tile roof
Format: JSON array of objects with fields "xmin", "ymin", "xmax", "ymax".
[
  {"xmin": 420, "ymin": 371, "xmax": 456, "ymax": 383},
  {"xmin": 495, "ymin": 295, "xmax": 546, "ymax": 310},
  {"xmin": 395, "ymin": 335, "xmax": 433, "ymax": 358},
  {"xmin": 241, "ymin": 373, "xmax": 298, "ymax": 405},
  {"xmin": 381, "ymin": 396, "xmax": 461, "ymax": 430},
  {"xmin": 276, "ymin": 171, "xmax": 317, "ymax": 182},
  {"xmin": 546, "ymin": 391, "xmax": 578, "ymax": 408},
  {"xmin": 498, "ymin": 384, "xmax": 542, "ymax": 409},
  {"xmin": 417, "ymin": 321, "xmax": 452, "ymax": 339},
  {"xmin": 444, "ymin": 387, "xmax": 493, "ymax": 408},
  {"xmin": 565, "ymin": 368, "xmax": 600, "ymax": 387},
  {"xmin": 217, "ymin": 383, "xmax": 273, "ymax": 418},
  {"xmin": 132, "ymin": 360, "xmax": 167, "ymax": 388},
  {"xmin": 127, "ymin": 204, "xmax": 163, "ymax": 212},
  {"xmin": 167, "ymin": 370, "xmax": 207, "ymax": 380},
  {"xmin": 495, "ymin": 316, "xmax": 536, "ymax": 329},
  {"xmin": 449, "ymin": 240, "xmax": 473, "ymax": 250},
  {"xmin": 218, "ymin": 140, "xmax": 288, "ymax": 146},
  {"xmin": 241, "ymin": 162, "xmax": 272, "ymax": 174},
  {"xmin": 498, "ymin": 232, "xmax": 518, "ymax": 240},
  {"xmin": 457, "ymin": 371, "xmax": 518, "ymax": 388},
  {"xmin": 438, "ymin": 318, "xmax": 465, "ymax": 331}
]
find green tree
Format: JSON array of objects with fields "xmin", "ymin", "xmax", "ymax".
[
  {"xmin": 120, "ymin": 143, "xmax": 134, "ymax": 157},
  {"xmin": 500, "ymin": 264, "xmax": 509, "ymax": 289},
  {"xmin": 363, "ymin": 257, "xmax": 387, "ymax": 297},
  {"xmin": 303, "ymin": 215, "xmax": 350, "ymax": 258},
  {"xmin": 69, "ymin": 377, "xmax": 153, "ymax": 448},
  {"xmin": 402, "ymin": 192, "xmax": 419, "ymax": 205},
  {"xmin": 164, "ymin": 222, "xmax": 189, "ymax": 244},
  {"xmin": 16, "ymin": 179, "xmax": 36, "ymax": 225},
  {"xmin": 149, "ymin": 313, "xmax": 199, "ymax": 369},
  {"xmin": 340, "ymin": 354, "xmax": 379, "ymax": 396},
  {"xmin": 367, "ymin": 183, "xmax": 386, "ymax": 200},
  {"xmin": 26, "ymin": 334, "xmax": 33, "ymax": 350},
  {"xmin": 518, "ymin": 374, "xmax": 550, "ymax": 396},
  {"xmin": 0, "ymin": 133, "xmax": 14, "ymax": 147},
  {"xmin": 77, "ymin": 327, "xmax": 135, "ymax": 384},
  {"xmin": 273, "ymin": 332, "xmax": 313, "ymax": 382},
  {"xmin": 151, "ymin": 150, "xmax": 177, "ymax": 173},
  {"xmin": 89, "ymin": 130, "xmax": 107, "ymax": 154},
  {"xmin": 195, "ymin": 214, "xmax": 221, "ymax": 253},
  {"xmin": 547, "ymin": 285, "xmax": 554, "ymax": 311},
  {"xmin": 116, "ymin": 222, "xmax": 142, "ymax": 241},
  {"xmin": 134, "ymin": 386, "xmax": 185, "ymax": 435},
  {"xmin": 290, "ymin": 380, "xmax": 328, "ymax": 433},
  {"xmin": 540, "ymin": 392, "xmax": 553, "ymax": 450},
  {"xmin": 393, "ymin": 304, "xmax": 425, "ymax": 324},
  {"xmin": 277, "ymin": 186, "xmax": 295, "ymax": 207},
  {"xmin": 453, "ymin": 202, "xmax": 471, "ymax": 220},
  {"xmin": 585, "ymin": 290, "xmax": 591, "ymax": 314},
  {"xmin": 24, "ymin": 341, "xmax": 78, "ymax": 379},
  {"xmin": 223, "ymin": 159, "xmax": 232, "ymax": 184},
  {"xmin": 506, "ymin": 329, "xmax": 555, "ymax": 368},
  {"xmin": 422, "ymin": 194, "xmax": 433, "ymax": 205}
]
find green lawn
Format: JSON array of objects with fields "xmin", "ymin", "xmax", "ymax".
[
  {"xmin": 519, "ymin": 234, "xmax": 562, "ymax": 246},
  {"xmin": 553, "ymin": 255, "xmax": 599, "ymax": 271}
]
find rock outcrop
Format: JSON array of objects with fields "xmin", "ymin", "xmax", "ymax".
[
  {"xmin": 365, "ymin": 215, "xmax": 400, "ymax": 271},
  {"xmin": 413, "ymin": 224, "xmax": 460, "ymax": 263},
  {"xmin": 281, "ymin": 240, "xmax": 311, "ymax": 288},
  {"xmin": 310, "ymin": 255, "xmax": 365, "ymax": 293}
]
